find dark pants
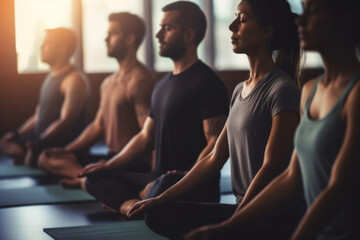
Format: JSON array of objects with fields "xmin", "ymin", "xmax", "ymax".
[
  {"xmin": 86, "ymin": 171, "xmax": 220, "ymax": 211},
  {"xmin": 85, "ymin": 164, "xmax": 155, "ymax": 210},
  {"xmin": 147, "ymin": 172, "xmax": 220, "ymax": 203},
  {"xmin": 13, "ymin": 132, "xmax": 71, "ymax": 167},
  {"xmin": 145, "ymin": 201, "xmax": 302, "ymax": 239}
]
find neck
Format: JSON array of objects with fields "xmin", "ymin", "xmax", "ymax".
[
  {"xmin": 247, "ymin": 50, "xmax": 275, "ymax": 83},
  {"xmin": 172, "ymin": 46, "xmax": 199, "ymax": 75},
  {"xmin": 320, "ymin": 43, "xmax": 360, "ymax": 84},
  {"xmin": 117, "ymin": 51, "xmax": 138, "ymax": 76},
  {"xmin": 50, "ymin": 60, "xmax": 72, "ymax": 77}
]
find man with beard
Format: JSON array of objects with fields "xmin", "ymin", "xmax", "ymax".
[
  {"xmin": 0, "ymin": 28, "xmax": 90, "ymax": 167},
  {"xmin": 79, "ymin": 1, "xmax": 229, "ymax": 216},
  {"xmin": 38, "ymin": 12, "xmax": 156, "ymax": 188}
]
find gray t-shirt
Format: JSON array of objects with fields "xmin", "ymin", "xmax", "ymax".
[{"xmin": 227, "ymin": 66, "xmax": 300, "ymax": 204}]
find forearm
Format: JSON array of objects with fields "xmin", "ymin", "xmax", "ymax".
[
  {"xmin": 195, "ymin": 138, "xmax": 216, "ymax": 163},
  {"xmin": 238, "ymin": 164, "xmax": 283, "ymax": 209},
  {"xmin": 292, "ymin": 186, "xmax": 348, "ymax": 240},
  {"xmin": 158, "ymin": 153, "xmax": 224, "ymax": 202},
  {"xmin": 105, "ymin": 132, "xmax": 154, "ymax": 169},
  {"xmin": 39, "ymin": 118, "xmax": 74, "ymax": 143},
  {"xmin": 65, "ymin": 124, "xmax": 103, "ymax": 152},
  {"xmin": 227, "ymin": 169, "xmax": 300, "ymax": 228},
  {"xmin": 18, "ymin": 115, "xmax": 37, "ymax": 136}
]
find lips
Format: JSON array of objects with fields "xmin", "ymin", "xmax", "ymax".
[
  {"xmin": 158, "ymin": 42, "xmax": 165, "ymax": 49},
  {"xmin": 231, "ymin": 37, "xmax": 239, "ymax": 44}
]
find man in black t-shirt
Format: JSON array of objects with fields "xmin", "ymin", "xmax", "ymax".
[{"xmin": 79, "ymin": 1, "xmax": 229, "ymax": 216}]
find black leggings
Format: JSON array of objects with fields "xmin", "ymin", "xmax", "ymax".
[
  {"xmin": 147, "ymin": 172, "xmax": 220, "ymax": 203},
  {"xmin": 86, "ymin": 171, "xmax": 220, "ymax": 210},
  {"xmin": 85, "ymin": 167, "xmax": 156, "ymax": 210},
  {"xmin": 145, "ymin": 201, "xmax": 302, "ymax": 239}
]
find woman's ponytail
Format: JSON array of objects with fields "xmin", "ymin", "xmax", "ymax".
[{"xmin": 245, "ymin": 0, "xmax": 301, "ymax": 86}]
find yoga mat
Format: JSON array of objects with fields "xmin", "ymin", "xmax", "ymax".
[
  {"xmin": 0, "ymin": 164, "xmax": 46, "ymax": 178},
  {"xmin": 44, "ymin": 220, "xmax": 167, "ymax": 240},
  {"xmin": 0, "ymin": 185, "xmax": 95, "ymax": 207}
]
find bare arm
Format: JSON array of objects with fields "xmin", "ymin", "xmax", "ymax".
[
  {"xmin": 186, "ymin": 151, "xmax": 303, "ymax": 240},
  {"xmin": 127, "ymin": 123, "xmax": 230, "ymax": 218},
  {"xmin": 129, "ymin": 76, "xmax": 155, "ymax": 129},
  {"xmin": 39, "ymin": 72, "xmax": 88, "ymax": 144},
  {"xmin": 196, "ymin": 116, "xmax": 227, "ymax": 162},
  {"xmin": 79, "ymin": 116, "xmax": 155, "ymax": 176},
  {"xmin": 236, "ymin": 111, "xmax": 299, "ymax": 210},
  {"xmin": 65, "ymin": 93, "xmax": 105, "ymax": 153},
  {"xmin": 291, "ymin": 82, "xmax": 360, "ymax": 240},
  {"xmin": 65, "ymin": 121, "xmax": 103, "ymax": 153},
  {"xmin": 17, "ymin": 106, "xmax": 40, "ymax": 136}
]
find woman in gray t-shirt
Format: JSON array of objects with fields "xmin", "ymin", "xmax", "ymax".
[{"xmin": 128, "ymin": 0, "xmax": 305, "ymax": 239}]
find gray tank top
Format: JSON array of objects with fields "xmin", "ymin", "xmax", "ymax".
[
  {"xmin": 34, "ymin": 66, "xmax": 87, "ymax": 146},
  {"xmin": 295, "ymin": 73, "xmax": 360, "ymax": 239}
]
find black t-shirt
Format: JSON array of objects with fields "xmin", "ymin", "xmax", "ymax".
[{"xmin": 150, "ymin": 60, "xmax": 229, "ymax": 176}]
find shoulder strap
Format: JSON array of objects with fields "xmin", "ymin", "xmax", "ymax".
[{"xmin": 303, "ymin": 74, "xmax": 323, "ymax": 113}]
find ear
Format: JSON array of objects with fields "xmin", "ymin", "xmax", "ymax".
[
  {"xmin": 184, "ymin": 28, "xmax": 196, "ymax": 44},
  {"xmin": 126, "ymin": 34, "xmax": 136, "ymax": 46},
  {"xmin": 261, "ymin": 25, "xmax": 274, "ymax": 40}
]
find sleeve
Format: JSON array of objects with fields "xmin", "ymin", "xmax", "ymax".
[
  {"xmin": 199, "ymin": 76, "xmax": 229, "ymax": 120},
  {"xmin": 149, "ymin": 79, "xmax": 162, "ymax": 119},
  {"xmin": 269, "ymin": 79, "xmax": 300, "ymax": 117}
]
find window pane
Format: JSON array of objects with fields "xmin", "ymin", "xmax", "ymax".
[
  {"xmin": 15, "ymin": 0, "xmax": 73, "ymax": 73},
  {"xmin": 213, "ymin": 0, "xmax": 323, "ymax": 70},
  {"xmin": 82, "ymin": 0, "xmax": 145, "ymax": 73},
  {"xmin": 213, "ymin": 0, "xmax": 248, "ymax": 70},
  {"xmin": 152, "ymin": 0, "xmax": 206, "ymax": 72}
]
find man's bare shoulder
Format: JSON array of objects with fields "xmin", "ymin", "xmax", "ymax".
[
  {"xmin": 61, "ymin": 69, "xmax": 89, "ymax": 93},
  {"xmin": 99, "ymin": 73, "xmax": 116, "ymax": 89},
  {"xmin": 130, "ymin": 63, "xmax": 157, "ymax": 86},
  {"xmin": 127, "ymin": 63, "xmax": 157, "ymax": 102}
]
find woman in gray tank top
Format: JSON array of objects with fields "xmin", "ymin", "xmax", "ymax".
[{"xmin": 127, "ymin": 1, "xmax": 306, "ymax": 239}]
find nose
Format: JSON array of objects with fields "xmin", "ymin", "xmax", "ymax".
[
  {"xmin": 229, "ymin": 18, "xmax": 238, "ymax": 32},
  {"xmin": 155, "ymin": 28, "xmax": 162, "ymax": 39}
]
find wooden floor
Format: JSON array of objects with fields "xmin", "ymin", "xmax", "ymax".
[{"xmin": 0, "ymin": 153, "xmax": 235, "ymax": 240}]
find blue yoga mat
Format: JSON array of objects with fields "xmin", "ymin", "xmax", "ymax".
[
  {"xmin": 0, "ymin": 185, "xmax": 95, "ymax": 207},
  {"xmin": 44, "ymin": 220, "xmax": 167, "ymax": 240},
  {"xmin": 0, "ymin": 164, "xmax": 46, "ymax": 178}
]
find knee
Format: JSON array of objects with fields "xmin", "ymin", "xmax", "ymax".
[
  {"xmin": 84, "ymin": 176, "xmax": 96, "ymax": 194},
  {"xmin": 147, "ymin": 173, "xmax": 183, "ymax": 198},
  {"xmin": 155, "ymin": 172, "xmax": 183, "ymax": 189}
]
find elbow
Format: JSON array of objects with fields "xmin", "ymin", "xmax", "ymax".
[{"xmin": 260, "ymin": 161, "xmax": 286, "ymax": 179}]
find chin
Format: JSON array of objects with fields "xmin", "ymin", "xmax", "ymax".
[{"xmin": 232, "ymin": 47, "xmax": 243, "ymax": 54}]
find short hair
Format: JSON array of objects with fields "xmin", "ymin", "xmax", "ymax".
[
  {"xmin": 162, "ymin": 1, "xmax": 207, "ymax": 46},
  {"xmin": 46, "ymin": 28, "xmax": 77, "ymax": 57},
  {"xmin": 108, "ymin": 12, "xmax": 146, "ymax": 49}
]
